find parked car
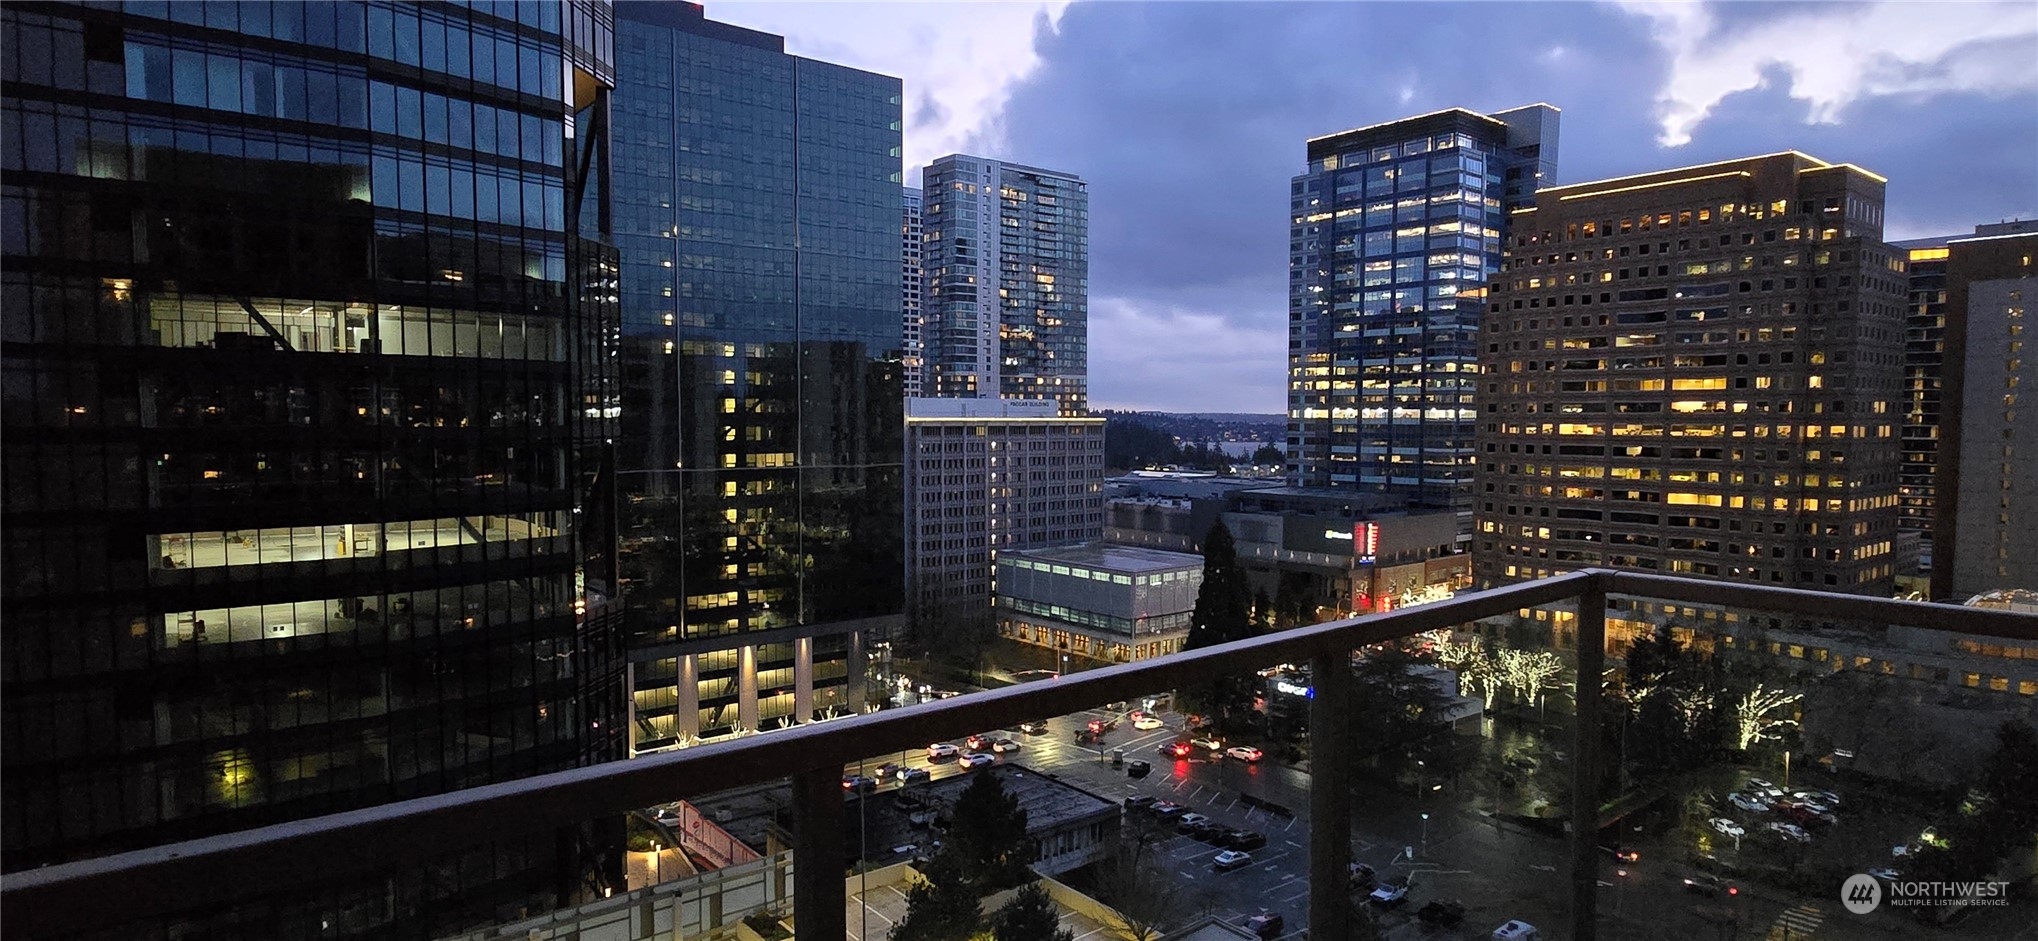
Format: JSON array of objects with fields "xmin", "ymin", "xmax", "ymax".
[
  {"xmin": 1708, "ymin": 817, "xmax": 1746, "ymax": 839},
  {"xmin": 873, "ymin": 763, "xmax": 902, "ymax": 780},
  {"xmin": 1191, "ymin": 736, "xmax": 1224, "ymax": 752},
  {"xmin": 1779, "ymin": 803, "xmax": 1836, "ymax": 827},
  {"xmin": 964, "ymin": 734, "xmax": 990, "ymax": 752},
  {"xmin": 900, "ymin": 768, "xmax": 931, "ymax": 785},
  {"xmin": 927, "ymin": 743, "xmax": 959, "ymax": 760},
  {"xmin": 1727, "ymin": 792, "xmax": 1770, "ymax": 813},
  {"xmin": 1792, "ymin": 788, "xmax": 1842, "ymax": 807},
  {"xmin": 1087, "ymin": 718, "xmax": 1118, "ymax": 734},
  {"xmin": 990, "ymin": 737, "xmax": 1022, "ymax": 753},
  {"xmin": 1133, "ymin": 715, "xmax": 1164, "ymax": 731},
  {"xmin": 1369, "ymin": 878, "xmax": 1409, "ymax": 907},
  {"xmin": 1417, "ymin": 900, "xmax": 1467, "ymax": 926},
  {"xmin": 1347, "ymin": 862, "xmax": 1378, "ymax": 889},
  {"xmin": 1764, "ymin": 821, "xmax": 1812, "ymax": 843},
  {"xmin": 1744, "ymin": 777, "xmax": 1778, "ymax": 793},
  {"xmin": 1126, "ymin": 759, "xmax": 1152, "ymax": 779},
  {"xmin": 1225, "ymin": 829, "xmax": 1268, "ymax": 850},
  {"xmin": 1184, "ymin": 821, "xmax": 1227, "ymax": 843},
  {"xmin": 1491, "ymin": 920, "xmax": 1542, "ymax": 941},
  {"xmin": 1226, "ymin": 746, "xmax": 1265, "ymax": 762},
  {"xmin": 1150, "ymin": 800, "xmax": 1186, "ymax": 817},
  {"xmin": 1869, "ymin": 867, "xmax": 1901, "ymax": 881},
  {"xmin": 1177, "ymin": 812, "xmax": 1212, "ymax": 829},
  {"xmin": 1213, "ymin": 850, "xmax": 1253, "ymax": 871},
  {"xmin": 842, "ymin": 775, "xmax": 877, "ymax": 793},
  {"xmin": 1018, "ymin": 720, "xmax": 1050, "ymax": 734},
  {"xmin": 1242, "ymin": 912, "xmax": 1284, "ymax": 939},
  {"xmin": 1159, "ymin": 741, "xmax": 1194, "ymax": 760},
  {"xmin": 1681, "ymin": 873, "xmax": 1737, "ymax": 897},
  {"xmin": 1124, "ymin": 795, "xmax": 1157, "ymax": 810},
  {"xmin": 959, "ymin": 752, "xmax": 995, "ymax": 769}
]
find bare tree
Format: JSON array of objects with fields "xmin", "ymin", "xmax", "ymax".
[
  {"xmin": 1496, "ymin": 648, "xmax": 1564, "ymax": 708},
  {"xmin": 1095, "ymin": 812, "xmax": 1182, "ymax": 941},
  {"xmin": 1730, "ymin": 682, "xmax": 1803, "ymax": 751}
]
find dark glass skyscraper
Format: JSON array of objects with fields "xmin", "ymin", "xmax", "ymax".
[
  {"xmin": 2, "ymin": 0, "xmax": 625, "ymax": 930},
  {"xmin": 610, "ymin": 2, "xmax": 902, "ymax": 750},
  {"xmin": 1287, "ymin": 106, "xmax": 1557, "ymax": 530}
]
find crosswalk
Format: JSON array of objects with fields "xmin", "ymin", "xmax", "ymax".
[{"xmin": 1768, "ymin": 903, "xmax": 1824, "ymax": 940}]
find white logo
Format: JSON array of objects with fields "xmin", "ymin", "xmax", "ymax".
[{"xmin": 1842, "ymin": 873, "xmax": 1882, "ymax": 914}]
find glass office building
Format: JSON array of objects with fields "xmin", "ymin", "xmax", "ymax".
[
  {"xmin": 610, "ymin": 3, "xmax": 902, "ymax": 750},
  {"xmin": 1, "ymin": 0, "xmax": 625, "ymax": 933},
  {"xmin": 1287, "ymin": 106, "xmax": 1557, "ymax": 526}
]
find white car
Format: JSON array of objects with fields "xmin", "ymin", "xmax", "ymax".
[
  {"xmin": 1133, "ymin": 715, "xmax": 1164, "ymax": 730},
  {"xmin": 959, "ymin": 752, "xmax": 995, "ymax": 769},
  {"xmin": 1708, "ymin": 817, "xmax": 1745, "ymax": 839},
  {"xmin": 1226, "ymin": 746, "xmax": 1264, "ymax": 762},
  {"xmin": 1213, "ymin": 850, "xmax": 1252, "ymax": 870},
  {"xmin": 1191, "ymin": 737, "xmax": 1224, "ymax": 752},
  {"xmin": 1764, "ymin": 821, "xmax": 1811, "ymax": 843},
  {"xmin": 1178, "ymin": 812, "xmax": 1212, "ymax": 828},
  {"xmin": 1792, "ymin": 789, "xmax": 1841, "ymax": 808},
  {"xmin": 990, "ymin": 737, "xmax": 1022, "ymax": 753},
  {"xmin": 927, "ymin": 743, "xmax": 959, "ymax": 760},
  {"xmin": 1727, "ymin": 793, "xmax": 1770, "ymax": 813}
]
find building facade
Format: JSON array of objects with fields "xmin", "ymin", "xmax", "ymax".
[
  {"xmin": 0, "ymin": 0, "xmax": 625, "ymax": 930},
  {"xmin": 1473, "ymin": 152, "xmax": 1906, "ymax": 595},
  {"xmin": 904, "ymin": 397, "xmax": 1105, "ymax": 622},
  {"xmin": 609, "ymin": 2, "xmax": 902, "ymax": 749},
  {"xmin": 995, "ymin": 544, "xmax": 1204, "ymax": 665},
  {"xmin": 1895, "ymin": 237, "xmax": 1952, "ymax": 542},
  {"xmin": 1933, "ymin": 230, "xmax": 2038, "ymax": 600},
  {"xmin": 919, "ymin": 154, "xmax": 1089, "ymax": 414},
  {"xmin": 902, "ymin": 185, "xmax": 923, "ymax": 398},
  {"xmin": 1287, "ymin": 105, "xmax": 1558, "ymax": 519}
]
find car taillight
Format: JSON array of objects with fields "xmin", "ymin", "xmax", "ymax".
[{"xmin": 1727, "ymin": 886, "xmax": 1739, "ymax": 896}]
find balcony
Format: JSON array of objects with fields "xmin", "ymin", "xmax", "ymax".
[{"xmin": 6, "ymin": 570, "xmax": 2035, "ymax": 940}]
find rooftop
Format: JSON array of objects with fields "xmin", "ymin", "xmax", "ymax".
[
  {"xmin": 1002, "ymin": 542, "xmax": 1206, "ymax": 574},
  {"xmin": 845, "ymin": 764, "xmax": 1117, "ymax": 867}
]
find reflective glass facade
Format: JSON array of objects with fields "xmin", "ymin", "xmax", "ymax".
[
  {"xmin": 610, "ymin": 3, "xmax": 902, "ymax": 749},
  {"xmin": 1288, "ymin": 106, "xmax": 1557, "ymax": 522},
  {"xmin": 1, "ymin": 0, "xmax": 624, "ymax": 930}
]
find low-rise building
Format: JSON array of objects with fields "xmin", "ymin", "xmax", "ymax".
[{"xmin": 996, "ymin": 543, "xmax": 1205, "ymax": 665}]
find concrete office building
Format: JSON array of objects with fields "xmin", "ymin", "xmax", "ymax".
[
  {"xmin": 1933, "ymin": 230, "xmax": 2038, "ymax": 601},
  {"xmin": 610, "ymin": 3, "xmax": 902, "ymax": 749},
  {"xmin": 0, "ymin": 0, "xmax": 625, "ymax": 932},
  {"xmin": 904, "ymin": 398, "xmax": 1105, "ymax": 619},
  {"xmin": 902, "ymin": 185, "xmax": 925, "ymax": 397},
  {"xmin": 919, "ymin": 155, "xmax": 1089, "ymax": 414},
  {"xmin": 995, "ymin": 543, "xmax": 1205, "ymax": 665},
  {"xmin": 1473, "ymin": 152, "xmax": 1906, "ymax": 595},
  {"xmin": 1287, "ymin": 105, "xmax": 1558, "ymax": 521}
]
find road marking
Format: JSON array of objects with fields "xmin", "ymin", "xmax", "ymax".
[
  {"xmin": 1285, "ymin": 840, "xmax": 1302, "ymax": 848},
  {"xmin": 1770, "ymin": 903, "xmax": 1824, "ymax": 940}
]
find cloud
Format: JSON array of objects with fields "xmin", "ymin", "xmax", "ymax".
[
  {"xmin": 703, "ymin": 0, "xmax": 1069, "ymax": 177},
  {"xmin": 1087, "ymin": 297, "xmax": 1287, "ymax": 413},
  {"xmin": 1620, "ymin": 0, "xmax": 2038, "ymax": 146}
]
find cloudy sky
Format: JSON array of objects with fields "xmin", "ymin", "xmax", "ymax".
[{"xmin": 710, "ymin": 0, "xmax": 2038, "ymax": 414}]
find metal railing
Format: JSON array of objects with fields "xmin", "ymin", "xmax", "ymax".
[{"xmin": 5, "ymin": 570, "xmax": 2034, "ymax": 940}]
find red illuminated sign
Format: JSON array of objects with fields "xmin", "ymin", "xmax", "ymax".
[{"xmin": 1356, "ymin": 522, "xmax": 1379, "ymax": 564}]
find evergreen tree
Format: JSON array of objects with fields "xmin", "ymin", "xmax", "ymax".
[
  {"xmin": 991, "ymin": 883, "xmax": 1072, "ymax": 941},
  {"xmin": 947, "ymin": 769, "xmax": 1034, "ymax": 891},
  {"xmin": 1184, "ymin": 522, "xmax": 1256, "ymax": 725},
  {"xmin": 889, "ymin": 853, "xmax": 980, "ymax": 941}
]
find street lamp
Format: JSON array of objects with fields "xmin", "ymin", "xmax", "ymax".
[{"xmin": 1420, "ymin": 812, "xmax": 1429, "ymax": 857}]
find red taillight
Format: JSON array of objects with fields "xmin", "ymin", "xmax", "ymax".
[{"xmin": 1728, "ymin": 886, "xmax": 1739, "ymax": 896}]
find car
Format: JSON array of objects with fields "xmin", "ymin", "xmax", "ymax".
[
  {"xmin": 1124, "ymin": 795, "xmax": 1156, "ymax": 810},
  {"xmin": 1224, "ymin": 829, "xmax": 1268, "ymax": 850},
  {"xmin": 1074, "ymin": 729, "xmax": 1102, "ymax": 745},
  {"xmin": 1191, "ymin": 736, "xmax": 1224, "ymax": 752},
  {"xmin": 1213, "ymin": 850, "xmax": 1253, "ymax": 871},
  {"xmin": 1613, "ymin": 847, "xmax": 1640, "ymax": 863},
  {"xmin": 1347, "ymin": 862, "xmax": 1378, "ymax": 889},
  {"xmin": 1504, "ymin": 754, "xmax": 1540, "ymax": 771},
  {"xmin": 990, "ymin": 737, "xmax": 1022, "ymax": 753},
  {"xmin": 908, "ymin": 810, "xmax": 936, "ymax": 827},
  {"xmin": 1764, "ymin": 821, "xmax": 1811, "ymax": 842},
  {"xmin": 1492, "ymin": 920, "xmax": 1542, "ymax": 941},
  {"xmin": 1780, "ymin": 803, "xmax": 1836, "ymax": 827},
  {"xmin": 1242, "ymin": 912, "xmax": 1284, "ymax": 938},
  {"xmin": 1869, "ymin": 867, "xmax": 1901, "ymax": 881},
  {"xmin": 959, "ymin": 752, "xmax": 995, "ymax": 769},
  {"xmin": 1126, "ymin": 759, "xmax": 1152, "ymax": 779},
  {"xmin": 1368, "ymin": 879, "xmax": 1409, "ymax": 907},
  {"xmin": 927, "ymin": 743, "xmax": 959, "ymax": 760},
  {"xmin": 1150, "ymin": 800, "xmax": 1186, "ymax": 817},
  {"xmin": 1018, "ymin": 720, "xmax": 1050, "ymax": 735},
  {"xmin": 1177, "ymin": 812, "xmax": 1212, "ymax": 828},
  {"xmin": 1690, "ymin": 854, "xmax": 1736, "ymax": 876},
  {"xmin": 1133, "ymin": 715, "xmax": 1164, "ymax": 730},
  {"xmin": 1226, "ymin": 746, "xmax": 1265, "ymax": 762},
  {"xmin": 1416, "ymin": 900, "xmax": 1466, "ymax": 926},
  {"xmin": 1087, "ymin": 718, "xmax": 1118, "ymax": 734},
  {"xmin": 1744, "ymin": 777, "xmax": 1777, "ymax": 793},
  {"xmin": 1159, "ymin": 741, "xmax": 1194, "ymax": 760},
  {"xmin": 1727, "ymin": 792, "xmax": 1770, "ymax": 813},
  {"xmin": 900, "ymin": 768, "xmax": 931, "ymax": 785},
  {"xmin": 873, "ymin": 763, "xmax": 902, "ymax": 780},
  {"xmin": 1681, "ymin": 873, "xmax": 1737, "ymax": 897},
  {"xmin": 1184, "ymin": 821, "xmax": 1227, "ymax": 843},
  {"xmin": 652, "ymin": 807, "xmax": 681, "ymax": 828},
  {"xmin": 964, "ymin": 734, "xmax": 991, "ymax": 752},
  {"xmin": 842, "ymin": 775, "xmax": 877, "ymax": 793},
  {"xmin": 1792, "ymin": 789, "xmax": 1841, "ymax": 807},
  {"xmin": 1708, "ymin": 817, "xmax": 1746, "ymax": 839}
]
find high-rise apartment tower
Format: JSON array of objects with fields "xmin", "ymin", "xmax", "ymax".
[
  {"xmin": 903, "ymin": 185, "xmax": 924, "ymax": 397},
  {"xmin": 1473, "ymin": 152, "xmax": 1905, "ymax": 595}
]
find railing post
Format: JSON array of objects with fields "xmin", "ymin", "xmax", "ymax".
[
  {"xmin": 1309, "ymin": 648, "xmax": 1354, "ymax": 941},
  {"xmin": 791, "ymin": 768, "xmax": 846, "ymax": 941},
  {"xmin": 1569, "ymin": 573, "xmax": 1608, "ymax": 941}
]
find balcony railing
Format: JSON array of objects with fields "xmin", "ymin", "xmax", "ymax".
[{"xmin": 5, "ymin": 570, "xmax": 2034, "ymax": 940}]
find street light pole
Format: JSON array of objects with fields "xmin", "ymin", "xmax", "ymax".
[{"xmin": 1420, "ymin": 812, "xmax": 1429, "ymax": 857}]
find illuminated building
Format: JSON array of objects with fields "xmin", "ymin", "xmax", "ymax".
[
  {"xmin": 1473, "ymin": 152, "xmax": 1905, "ymax": 595},
  {"xmin": 903, "ymin": 185, "xmax": 924, "ymax": 397},
  {"xmin": 1287, "ymin": 105, "xmax": 1559, "ymax": 532},
  {"xmin": 0, "ymin": 0, "xmax": 625, "ymax": 930},
  {"xmin": 610, "ymin": 2, "xmax": 902, "ymax": 749},
  {"xmin": 919, "ymin": 155, "xmax": 1089, "ymax": 415}
]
